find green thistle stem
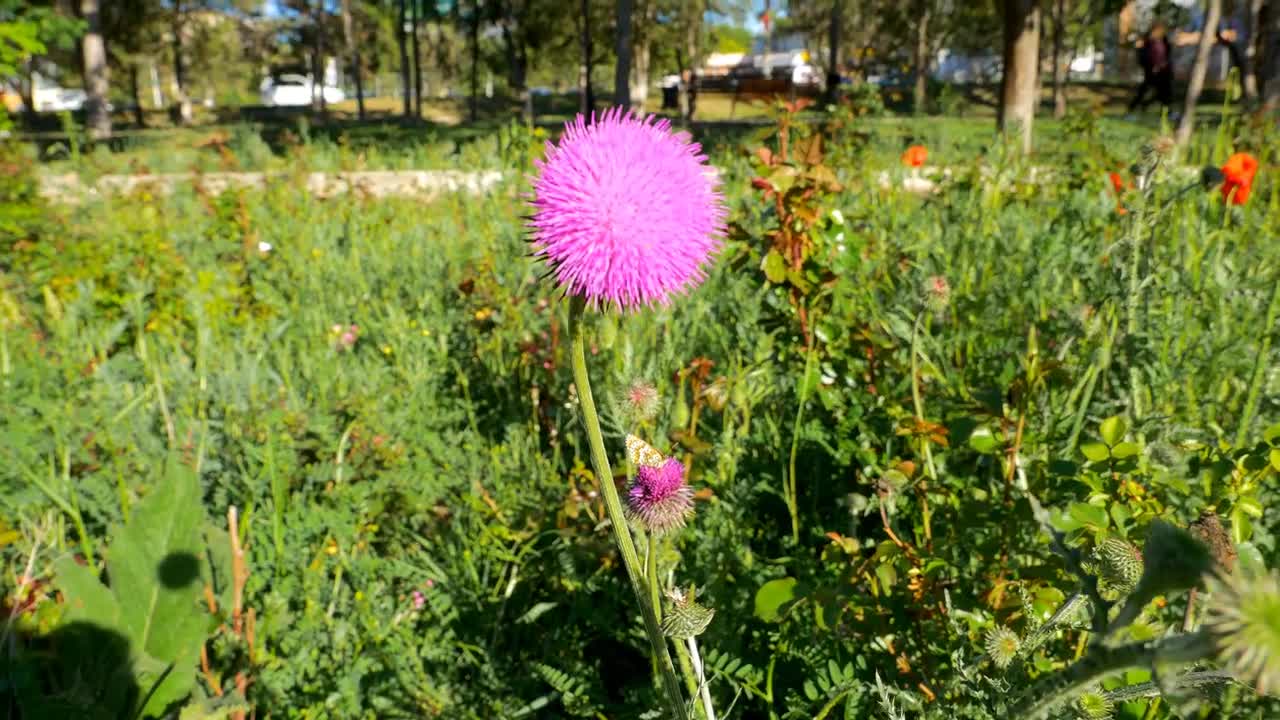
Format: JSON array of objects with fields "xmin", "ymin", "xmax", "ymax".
[
  {"xmin": 569, "ymin": 298, "xmax": 689, "ymax": 720},
  {"xmin": 1015, "ymin": 631, "xmax": 1215, "ymax": 719},
  {"xmin": 1235, "ymin": 276, "xmax": 1280, "ymax": 448}
]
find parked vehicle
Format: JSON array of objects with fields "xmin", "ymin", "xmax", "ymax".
[{"xmin": 259, "ymin": 74, "xmax": 345, "ymax": 107}]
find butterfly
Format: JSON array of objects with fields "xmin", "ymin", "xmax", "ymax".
[{"xmin": 625, "ymin": 434, "xmax": 665, "ymax": 468}]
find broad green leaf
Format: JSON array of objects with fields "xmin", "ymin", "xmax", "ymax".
[
  {"xmin": 108, "ymin": 459, "xmax": 209, "ymax": 715},
  {"xmin": 1080, "ymin": 442, "xmax": 1110, "ymax": 462},
  {"xmin": 1270, "ymin": 448, "xmax": 1280, "ymax": 472},
  {"xmin": 1236, "ymin": 496, "xmax": 1264, "ymax": 518},
  {"xmin": 53, "ymin": 557, "xmax": 124, "ymax": 629},
  {"xmin": 1068, "ymin": 502, "xmax": 1109, "ymax": 530},
  {"xmin": 1110, "ymin": 442, "xmax": 1140, "ymax": 459},
  {"xmin": 754, "ymin": 577, "xmax": 798, "ymax": 622},
  {"xmin": 1230, "ymin": 506, "xmax": 1253, "ymax": 545},
  {"xmin": 968, "ymin": 426, "xmax": 999, "ymax": 454},
  {"xmin": 1263, "ymin": 423, "xmax": 1280, "ymax": 446},
  {"xmin": 1236, "ymin": 542, "xmax": 1267, "ymax": 578},
  {"xmin": 762, "ymin": 249, "xmax": 787, "ymax": 284},
  {"xmin": 1099, "ymin": 416, "xmax": 1127, "ymax": 447}
]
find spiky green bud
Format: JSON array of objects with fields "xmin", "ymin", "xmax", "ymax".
[
  {"xmin": 1138, "ymin": 520, "xmax": 1212, "ymax": 597},
  {"xmin": 1097, "ymin": 537, "xmax": 1144, "ymax": 593},
  {"xmin": 1074, "ymin": 690, "xmax": 1114, "ymax": 720},
  {"xmin": 1205, "ymin": 570, "xmax": 1280, "ymax": 695},
  {"xmin": 984, "ymin": 626, "xmax": 1020, "ymax": 669},
  {"xmin": 662, "ymin": 586, "xmax": 714, "ymax": 639}
]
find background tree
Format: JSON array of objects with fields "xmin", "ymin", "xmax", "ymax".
[
  {"xmin": 340, "ymin": 0, "xmax": 366, "ymax": 118},
  {"xmin": 615, "ymin": 0, "xmax": 632, "ymax": 107},
  {"xmin": 1177, "ymin": 0, "xmax": 1223, "ymax": 144},
  {"xmin": 79, "ymin": 0, "xmax": 110, "ymax": 138},
  {"xmin": 999, "ymin": 0, "xmax": 1040, "ymax": 152}
]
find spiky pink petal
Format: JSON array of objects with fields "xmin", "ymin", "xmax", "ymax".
[{"xmin": 529, "ymin": 108, "xmax": 726, "ymax": 309}]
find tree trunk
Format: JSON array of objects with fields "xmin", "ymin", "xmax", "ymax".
[
  {"xmin": 615, "ymin": 0, "xmax": 632, "ymax": 108},
  {"xmin": 130, "ymin": 63, "xmax": 145, "ymax": 128},
  {"xmin": 1052, "ymin": 0, "xmax": 1069, "ymax": 118},
  {"xmin": 579, "ymin": 0, "xmax": 594, "ymax": 115},
  {"xmin": 397, "ymin": 0, "xmax": 411, "ymax": 117},
  {"xmin": 826, "ymin": 0, "xmax": 842, "ymax": 104},
  {"xmin": 469, "ymin": 0, "xmax": 480, "ymax": 121},
  {"xmin": 314, "ymin": 0, "xmax": 327, "ymax": 118},
  {"xmin": 1177, "ymin": 0, "xmax": 1223, "ymax": 144},
  {"xmin": 762, "ymin": 0, "xmax": 772, "ymax": 79},
  {"xmin": 340, "ymin": 0, "xmax": 366, "ymax": 119},
  {"xmin": 912, "ymin": 0, "xmax": 932, "ymax": 114},
  {"xmin": 678, "ymin": 0, "xmax": 700, "ymax": 125},
  {"xmin": 80, "ymin": 0, "xmax": 111, "ymax": 139},
  {"xmin": 1242, "ymin": 0, "xmax": 1264, "ymax": 101},
  {"xmin": 171, "ymin": 1, "xmax": 192, "ymax": 124},
  {"xmin": 411, "ymin": 0, "xmax": 423, "ymax": 119},
  {"xmin": 629, "ymin": 0, "xmax": 656, "ymax": 108},
  {"xmin": 999, "ymin": 0, "xmax": 1040, "ymax": 154},
  {"xmin": 502, "ymin": 5, "xmax": 532, "ymax": 123},
  {"xmin": 1264, "ymin": 0, "xmax": 1280, "ymax": 111}
]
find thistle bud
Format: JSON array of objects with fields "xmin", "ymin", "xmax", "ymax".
[
  {"xmin": 984, "ymin": 626, "xmax": 1020, "ymax": 669},
  {"xmin": 1074, "ymin": 690, "xmax": 1115, "ymax": 720},
  {"xmin": 1205, "ymin": 570, "xmax": 1280, "ymax": 695},
  {"xmin": 662, "ymin": 586, "xmax": 715, "ymax": 639},
  {"xmin": 1097, "ymin": 537, "xmax": 1144, "ymax": 594},
  {"xmin": 923, "ymin": 275, "xmax": 951, "ymax": 313},
  {"xmin": 621, "ymin": 380, "xmax": 660, "ymax": 424}
]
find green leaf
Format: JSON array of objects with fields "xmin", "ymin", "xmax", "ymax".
[
  {"xmin": 1230, "ymin": 506, "xmax": 1253, "ymax": 545},
  {"xmin": 1099, "ymin": 416, "xmax": 1127, "ymax": 447},
  {"xmin": 1236, "ymin": 542, "xmax": 1267, "ymax": 578},
  {"xmin": 1270, "ymin": 448, "xmax": 1280, "ymax": 472},
  {"xmin": 762, "ymin": 249, "xmax": 787, "ymax": 284},
  {"xmin": 968, "ymin": 426, "xmax": 999, "ymax": 454},
  {"xmin": 1080, "ymin": 442, "xmax": 1110, "ymax": 462},
  {"xmin": 1068, "ymin": 502, "xmax": 1109, "ymax": 531},
  {"xmin": 754, "ymin": 577, "xmax": 798, "ymax": 622},
  {"xmin": 53, "ymin": 557, "xmax": 124, "ymax": 629},
  {"xmin": 1263, "ymin": 423, "xmax": 1280, "ymax": 446},
  {"xmin": 1110, "ymin": 442, "xmax": 1140, "ymax": 459},
  {"xmin": 1236, "ymin": 496, "xmax": 1264, "ymax": 518},
  {"xmin": 108, "ymin": 459, "xmax": 209, "ymax": 715}
]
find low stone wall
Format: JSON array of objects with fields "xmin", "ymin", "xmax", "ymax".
[{"xmin": 39, "ymin": 170, "xmax": 507, "ymax": 204}]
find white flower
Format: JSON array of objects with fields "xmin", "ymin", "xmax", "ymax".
[
  {"xmin": 258, "ymin": 241, "xmax": 273, "ymax": 253},
  {"xmin": 830, "ymin": 209, "xmax": 845, "ymax": 225}
]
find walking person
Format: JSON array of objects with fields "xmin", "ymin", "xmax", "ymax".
[{"xmin": 1129, "ymin": 22, "xmax": 1174, "ymax": 115}]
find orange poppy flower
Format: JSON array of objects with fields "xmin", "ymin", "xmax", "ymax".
[
  {"xmin": 901, "ymin": 145, "xmax": 928, "ymax": 168},
  {"xmin": 1220, "ymin": 152, "xmax": 1258, "ymax": 205},
  {"xmin": 1108, "ymin": 172, "xmax": 1128, "ymax": 214}
]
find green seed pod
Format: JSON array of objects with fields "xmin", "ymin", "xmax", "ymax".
[{"xmin": 671, "ymin": 381, "xmax": 690, "ymax": 428}]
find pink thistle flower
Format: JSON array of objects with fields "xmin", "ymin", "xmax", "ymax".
[
  {"xmin": 529, "ymin": 108, "xmax": 726, "ymax": 309},
  {"xmin": 412, "ymin": 590, "xmax": 426, "ymax": 609},
  {"xmin": 627, "ymin": 458, "xmax": 695, "ymax": 535}
]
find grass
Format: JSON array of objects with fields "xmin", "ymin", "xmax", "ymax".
[{"xmin": 2, "ymin": 105, "xmax": 1278, "ymax": 718}]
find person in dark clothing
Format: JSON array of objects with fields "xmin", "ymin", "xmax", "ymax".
[{"xmin": 1129, "ymin": 22, "xmax": 1174, "ymax": 113}]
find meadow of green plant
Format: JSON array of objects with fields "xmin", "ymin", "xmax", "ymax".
[{"xmin": 2, "ymin": 105, "xmax": 1279, "ymax": 719}]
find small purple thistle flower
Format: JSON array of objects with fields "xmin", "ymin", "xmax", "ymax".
[
  {"xmin": 529, "ymin": 108, "xmax": 726, "ymax": 310},
  {"xmin": 627, "ymin": 458, "xmax": 695, "ymax": 535}
]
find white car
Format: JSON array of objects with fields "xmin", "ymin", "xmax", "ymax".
[{"xmin": 260, "ymin": 74, "xmax": 345, "ymax": 107}]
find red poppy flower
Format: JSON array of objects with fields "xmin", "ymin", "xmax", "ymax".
[
  {"xmin": 1220, "ymin": 152, "xmax": 1258, "ymax": 205},
  {"xmin": 1109, "ymin": 172, "xmax": 1125, "ymax": 194},
  {"xmin": 901, "ymin": 145, "xmax": 928, "ymax": 168}
]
